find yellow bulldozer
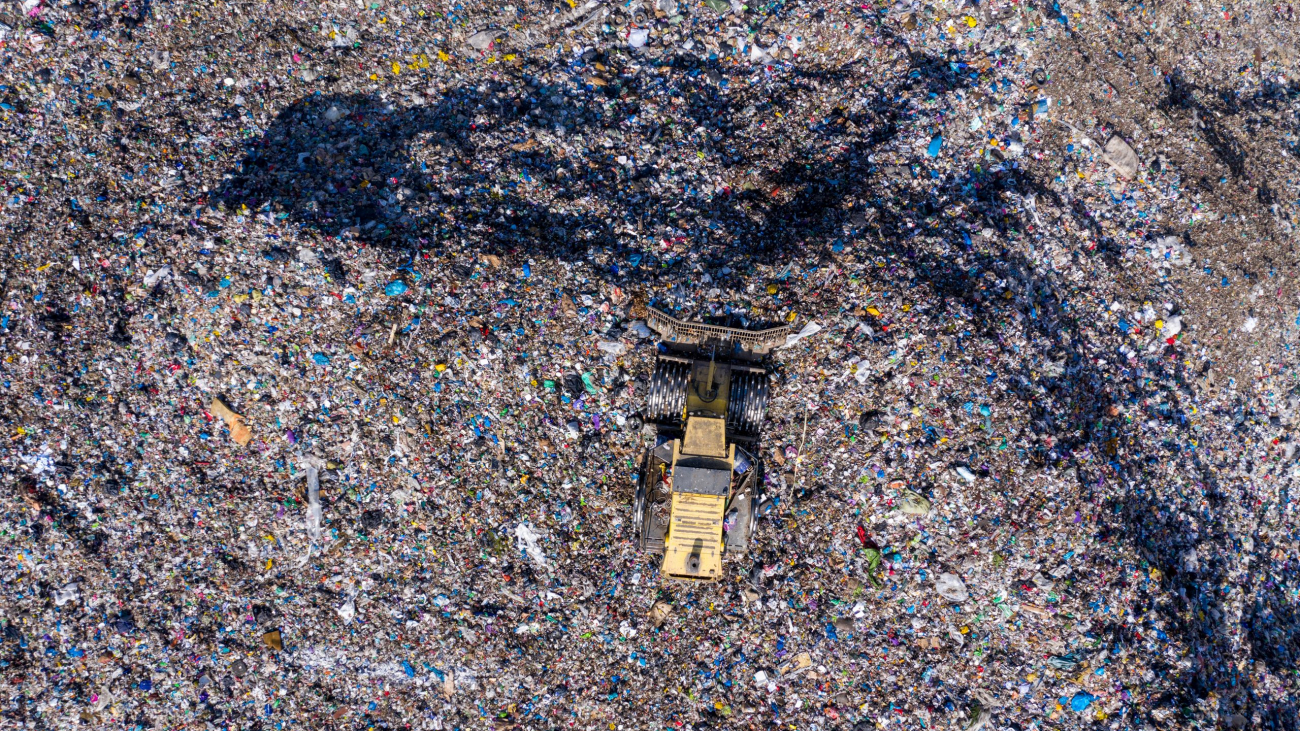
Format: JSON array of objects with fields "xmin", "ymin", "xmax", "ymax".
[{"xmin": 632, "ymin": 308, "xmax": 789, "ymax": 582}]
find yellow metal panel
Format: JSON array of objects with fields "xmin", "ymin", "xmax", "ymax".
[
  {"xmin": 661, "ymin": 492, "xmax": 725, "ymax": 581},
  {"xmin": 682, "ymin": 416, "xmax": 728, "ymax": 457},
  {"xmin": 685, "ymin": 361, "xmax": 730, "ymax": 417}
]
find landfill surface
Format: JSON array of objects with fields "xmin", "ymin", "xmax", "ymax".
[{"xmin": 2, "ymin": 0, "xmax": 1299, "ymax": 729}]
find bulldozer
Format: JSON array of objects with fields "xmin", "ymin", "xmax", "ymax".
[{"xmin": 632, "ymin": 307, "xmax": 789, "ymax": 582}]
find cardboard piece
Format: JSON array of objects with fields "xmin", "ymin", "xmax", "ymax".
[{"xmin": 209, "ymin": 397, "xmax": 252, "ymax": 446}]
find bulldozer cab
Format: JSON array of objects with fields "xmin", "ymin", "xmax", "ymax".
[{"xmin": 633, "ymin": 308, "xmax": 789, "ymax": 583}]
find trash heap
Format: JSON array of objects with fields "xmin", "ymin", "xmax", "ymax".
[{"xmin": 1, "ymin": 0, "xmax": 1298, "ymax": 729}]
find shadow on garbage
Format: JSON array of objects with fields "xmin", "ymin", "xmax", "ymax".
[
  {"xmin": 858, "ymin": 172, "xmax": 1300, "ymax": 727},
  {"xmin": 214, "ymin": 49, "xmax": 1300, "ymax": 727},
  {"xmin": 869, "ymin": 165, "xmax": 1300, "ymax": 727},
  {"xmin": 1089, "ymin": 447, "xmax": 1300, "ymax": 729},
  {"xmin": 1161, "ymin": 69, "xmax": 1300, "ymax": 210},
  {"xmin": 213, "ymin": 47, "xmax": 975, "ymax": 267}
]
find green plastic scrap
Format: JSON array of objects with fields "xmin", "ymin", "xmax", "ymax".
[{"xmin": 863, "ymin": 547, "xmax": 884, "ymax": 588}]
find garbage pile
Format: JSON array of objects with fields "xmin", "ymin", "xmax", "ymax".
[{"xmin": 2, "ymin": 0, "xmax": 1299, "ymax": 729}]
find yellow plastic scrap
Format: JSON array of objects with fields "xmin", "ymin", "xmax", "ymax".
[{"xmin": 209, "ymin": 397, "xmax": 253, "ymax": 447}]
